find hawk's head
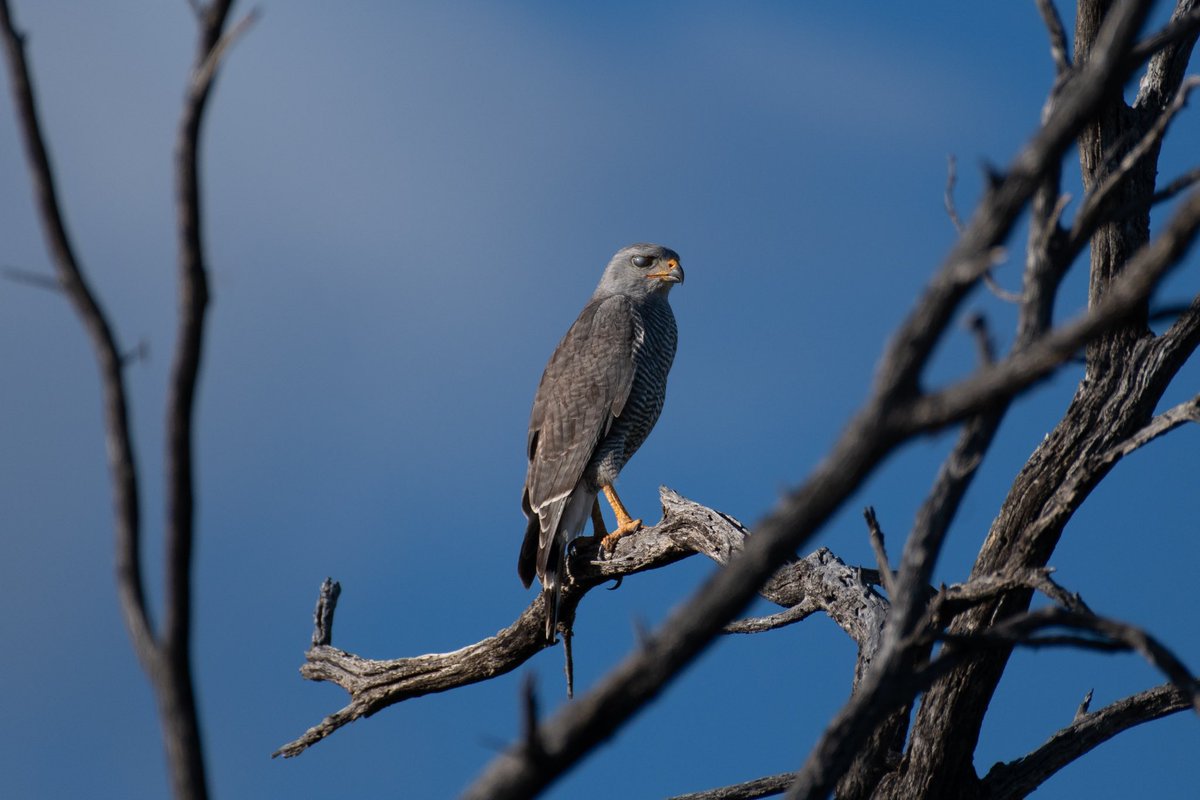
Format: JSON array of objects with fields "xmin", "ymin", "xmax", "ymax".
[{"xmin": 594, "ymin": 243, "xmax": 684, "ymax": 300}]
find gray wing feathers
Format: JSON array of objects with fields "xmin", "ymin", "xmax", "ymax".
[{"xmin": 519, "ymin": 296, "xmax": 636, "ymax": 593}]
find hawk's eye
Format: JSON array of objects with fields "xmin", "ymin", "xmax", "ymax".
[{"xmin": 631, "ymin": 255, "xmax": 653, "ymax": 268}]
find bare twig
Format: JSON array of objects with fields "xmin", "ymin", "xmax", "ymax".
[
  {"xmin": 1036, "ymin": 0, "xmax": 1072, "ymax": 73},
  {"xmin": 1095, "ymin": 393, "xmax": 1200, "ymax": 462},
  {"xmin": 945, "ymin": 156, "xmax": 1021, "ymax": 304},
  {"xmin": 982, "ymin": 265, "xmax": 1024, "ymax": 304},
  {"xmin": 928, "ymin": 567, "xmax": 1087, "ymax": 625},
  {"xmin": 669, "ymin": 771, "xmax": 795, "ymax": 800},
  {"xmin": 943, "ymin": 154, "xmax": 965, "ymax": 233},
  {"xmin": 520, "ymin": 674, "xmax": 546, "ymax": 764},
  {"xmin": 964, "ymin": 312, "xmax": 996, "ymax": 365},
  {"xmin": 2, "ymin": 264, "xmax": 61, "ymax": 292},
  {"xmin": 723, "ymin": 601, "xmax": 819, "ymax": 635},
  {"xmin": 982, "ymin": 684, "xmax": 1192, "ymax": 800},
  {"xmin": 902, "ymin": 189, "xmax": 1200, "ymax": 433},
  {"xmin": 864, "ymin": 507, "xmax": 896, "ymax": 598},
  {"xmin": 562, "ymin": 627, "xmax": 574, "ymax": 699},
  {"xmin": 1074, "ymin": 688, "xmax": 1095, "ymax": 721},
  {"xmin": 1153, "ymin": 165, "xmax": 1200, "ymax": 205},
  {"xmin": 311, "ymin": 578, "xmax": 340, "ymax": 648},
  {"xmin": 1126, "ymin": 7, "xmax": 1200, "ymax": 69},
  {"xmin": 189, "ymin": 7, "xmax": 258, "ymax": 94},
  {"xmin": 0, "ymin": 0, "xmax": 155, "ymax": 672}
]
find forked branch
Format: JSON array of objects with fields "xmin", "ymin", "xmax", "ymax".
[
  {"xmin": 0, "ymin": 2, "xmax": 247, "ymax": 798},
  {"xmin": 275, "ymin": 489, "xmax": 888, "ymax": 758}
]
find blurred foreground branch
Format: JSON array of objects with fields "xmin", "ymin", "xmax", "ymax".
[{"xmin": 0, "ymin": 2, "xmax": 248, "ymax": 798}]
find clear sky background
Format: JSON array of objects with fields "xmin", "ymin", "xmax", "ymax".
[{"xmin": 3, "ymin": 2, "xmax": 1198, "ymax": 798}]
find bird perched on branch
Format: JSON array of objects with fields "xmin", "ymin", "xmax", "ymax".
[{"xmin": 518, "ymin": 243, "xmax": 684, "ymax": 641}]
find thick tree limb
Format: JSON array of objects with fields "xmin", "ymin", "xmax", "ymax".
[
  {"xmin": 275, "ymin": 489, "xmax": 887, "ymax": 758},
  {"xmin": 1067, "ymin": 75, "xmax": 1200, "ymax": 254}
]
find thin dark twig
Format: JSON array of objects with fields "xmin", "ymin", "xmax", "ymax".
[
  {"xmin": 1036, "ymin": 0, "xmax": 1072, "ymax": 73},
  {"xmin": 1125, "ymin": 7, "xmax": 1200, "ymax": 69},
  {"xmin": 190, "ymin": 7, "xmax": 258, "ymax": 94},
  {"xmin": 724, "ymin": 601, "xmax": 818, "ymax": 635},
  {"xmin": 562, "ymin": 627, "xmax": 575, "ymax": 699},
  {"xmin": 1093, "ymin": 393, "xmax": 1200, "ymax": 465},
  {"xmin": 520, "ymin": 674, "xmax": 546, "ymax": 764},
  {"xmin": 964, "ymin": 312, "xmax": 996, "ymax": 365},
  {"xmin": 864, "ymin": 507, "xmax": 896, "ymax": 598},
  {"xmin": 1154, "ymin": 165, "xmax": 1200, "ymax": 205},
  {"xmin": 903, "ymin": 190, "xmax": 1200, "ymax": 433},
  {"xmin": 1074, "ymin": 688, "xmax": 1095, "ymax": 721},
  {"xmin": 945, "ymin": 155, "xmax": 1021, "ymax": 303},
  {"xmin": 927, "ymin": 567, "xmax": 1088, "ymax": 625},
  {"xmin": 669, "ymin": 772, "xmax": 795, "ymax": 800},
  {"xmin": 2, "ymin": 265, "xmax": 62, "ymax": 292},
  {"xmin": 0, "ymin": 0, "xmax": 154, "ymax": 669},
  {"xmin": 943, "ymin": 154, "xmax": 965, "ymax": 233}
]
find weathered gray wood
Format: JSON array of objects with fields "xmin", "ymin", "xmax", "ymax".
[{"xmin": 275, "ymin": 488, "xmax": 888, "ymax": 758}]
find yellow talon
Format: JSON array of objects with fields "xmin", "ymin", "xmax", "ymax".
[{"xmin": 600, "ymin": 484, "xmax": 643, "ymax": 552}]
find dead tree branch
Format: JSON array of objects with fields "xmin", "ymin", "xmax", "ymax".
[
  {"xmin": 936, "ymin": 607, "xmax": 1200, "ymax": 713},
  {"xmin": 1037, "ymin": 0, "xmax": 1072, "ymax": 74},
  {"xmin": 981, "ymin": 683, "xmax": 1193, "ymax": 800},
  {"xmin": 668, "ymin": 772, "xmax": 795, "ymax": 800},
  {"xmin": 443, "ymin": 5, "xmax": 1195, "ymax": 796},
  {"xmin": 0, "ymin": 0, "xmax": 154, "ymax": 671},
  {"xmin": 275, "ymin": 489, "xmax": 887, "ymax": 758},
  {"xmin": 0, "ymin": 2, "xmax": 246, "ymax": 798}
]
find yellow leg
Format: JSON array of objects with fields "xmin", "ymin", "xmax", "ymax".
[{"xmin": 600, "ymin": 484, "xmax": 642, "ymax": 552}]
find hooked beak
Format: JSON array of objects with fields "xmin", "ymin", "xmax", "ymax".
[{"xmin": 648, "ymin": 258, "xmax": 684, "ymax": 285}]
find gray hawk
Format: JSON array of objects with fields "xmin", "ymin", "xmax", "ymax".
[{"xmin": 518, "ymin": 243, "xmax": 684, "ymax": 641}]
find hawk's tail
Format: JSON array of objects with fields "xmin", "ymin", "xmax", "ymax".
[
  {"xmin": 540, "ymin": 544, "xmax": 563, "ymax": 642},
  {"xmin": 518, "ymin": 512, "xmax": 561, "ymax": 642}
]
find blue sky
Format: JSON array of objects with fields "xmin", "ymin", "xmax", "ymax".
[{"xmin": 2, "ymin": 2, "xmax": 1198, "ymax": 798}]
